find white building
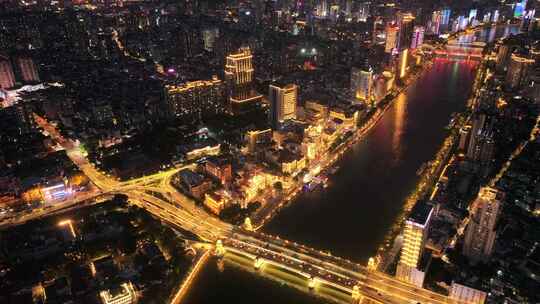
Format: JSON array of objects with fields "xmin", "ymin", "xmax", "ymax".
[{"xmin": 269, "ymin": 83, "xmax": 297, "ymax": 128}]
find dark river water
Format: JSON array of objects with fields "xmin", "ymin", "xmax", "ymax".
[{"xmin": 183, "ymin": 24, "xmax": 518, "ymax": 304}]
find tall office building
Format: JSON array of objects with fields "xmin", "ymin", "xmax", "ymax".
[
  {"xmin": 269, "ymin": 83, "xmax": 297, "ymax": 128},
  {"xmin": 17, "ymin": 57, "xmax": 40, "ymax": 83},
  {"xmin": 398, "ymin": 48, "xmax": 409, "ymax": 79},
  {"xmin": 514, "ymin": 0, "xmax": 527, "ymax": 17},
  {"xmin": 441, "ymin": 8, "xmax": 451, "ymax": 28},
  {"xmin": 430, "ymin": 11, "xmax": 442, "ymax": 34},
  {"xmin": 396, "ymin": 201, "xmax": 433, "ymax": 287},
  {"xmin": 466, "ymin": 114, "xmax": 487, "ymax": 159},
  {"xmin": 225, "ymin": 47, "xmax": 254, "ymax": 86},
  {"xmin": 463, "ymin": 187, "xmax": 503, "ymax": 263},
  {"xmin": 350, "ymin": 64, "xmax": 373, "ymax": 104},
  {"xmin": 410, "ymin": 26, "xmax": 425, "ymax": 50},
  {"xmin": 385, "ymin": 24, "xmax": 399, "ymax": 53},
  {"xmin": 343, "ymin": 0, "xmax": 352, "ymax": 18},
  {"xmin": 358, "ymin": 2, "xmax": 369, "ymax": 21},
  {"xmin": 458, "ymin": 125, "xmax": 472, "ymax": 152},
  {"xmin": 505, "ymin": 53, "xmax": 535, "ymax": 90},
  {"xmin": 225, "ymin": 47, "xmax": 262, "ymax": 113},
  {"xmin": 0, "ymin": 56, "xmax": 15, "ymax": 89},
  {"xmin": 396, "ymin": 12, "xmax": 415, "ymax": 51},
  {"xmin": 316, "ymin": 0, "xmax": 328, "ymax": 17}
]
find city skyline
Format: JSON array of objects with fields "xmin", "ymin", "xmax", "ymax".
[{"xmin": 0, "ymin": 1, "xmax": 539, "ymax": 304}]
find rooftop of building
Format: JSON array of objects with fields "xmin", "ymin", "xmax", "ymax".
[{"xmin": 408, "ymin": 201, "xmax": 433, "ymax": 226}]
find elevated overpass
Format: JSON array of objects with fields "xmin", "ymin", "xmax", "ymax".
[{"xmin": 216, "ymin": 231, "xmax": 470, "ymax": 304}]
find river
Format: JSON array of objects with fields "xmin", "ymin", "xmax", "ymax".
[{"xmin": 182, "ymin": 24, "xmax": 518, "ymax": 304}]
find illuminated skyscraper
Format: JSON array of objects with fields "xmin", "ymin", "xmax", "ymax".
[
  {"xmin": 316, "ymin": 0, "xmax": 328, "ymax": 17},
  {"xmin": 17, "ymin": 57, "xmax": 40, "ymax": 83},
  {"xmin": 351, "ymin": 64, "xmax": 373, "ymax": 104},
  {"xmin": 0, "ymin": 56, "xmax": 15, "ymax": 89},
  {"xmin": 385, "ymin": 24, "xmax": 399, "ymax": 53},
  {"xmin": 398, "ymin": 48, "xmax": 409, "ymax": 79},
  {"xmin": 396, "ymin": 12, "xmax": 415, "ymax": 51},
  {"xmin": 269, "ymin": 83, "xmax": 297, "ymax": 128},
  {"xmin": 441, "ymin": 8, "xmax": 451, "ymax": 27},
  {"xmin": 358, "ymin": 2, "xmax": 369, "ymax": 21},
  {"xmin": 505, "ymin": 53, "xmax": 535, "ymax": 90},
  {"xmin": 225, "ymin": 47, "xmax": 254, "ymax": 86},
  {"xmin": 463, "ymin": 187, "xmax": 502, "ymax": 263},
  {"xmin": 514, "ymin": 0, "xmax": 527, "ymax": 17},
  {"xmin": 225, "ymin": 47, "xmax": 262, "ymax": 113},
  {"xmin": 396, "ymin": 202, "xmax": 433, "ymax": 287},
  {"xmin": 410, "ymin": 26, "xmax": 424, "ymax": 49},
  {"xmin": 431, "ymin": 11, "xmax": 442, "ymax": 34}
]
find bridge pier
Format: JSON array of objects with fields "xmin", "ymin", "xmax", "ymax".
[
  {"xmin": 214, "ymin": 239, "xmax": 226, "ymax": 257},
  {"xmin": 254, "ymin": 257, "xmax": 264, "ymax": 270}
]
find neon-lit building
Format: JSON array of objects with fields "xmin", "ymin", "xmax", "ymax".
[
  {"xmin": 514, "ymin": 0, "xmax": 527, "ymax": 18},
  {"xmin": 225, "ymin": 47, "xmax": 262, "ymax": 113},
  {"xmin": 441, "ymin": 8, "xmax": 451, "ymax": 27},
  {"xmin": 397, "ymin": 12, "xmax": 415, "ymax": 51},
  {"xmin": 17, "ymin": 57, "xmax": 40, "ymax": 83},
  {"xmin": 431, "ymin": 11, "xmax": 442, "ymax": 34},
  {"xmin": 204, "ymin": 192, "xmax": 230, "ymax": 215},
  {"xmin": 410, "ymin": 26, "xmax": 424, "ymax": 50},
  {"xmin": 42, "ymin": 182, "xmax": 72, "ymax": 202}
]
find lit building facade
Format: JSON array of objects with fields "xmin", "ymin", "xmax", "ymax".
[
  {"xmin": 17, "ymin": 57, "xmax": 40, "ymax": 83},
  {"xmin": 430, "ymin": 11, "xmax": 442, "ymax": 34},
  {"xmin": 246, "ymin": 128, "xmax": 273, "ymax": 153},
  {"xmin": 225, "ymin": 47, "xmax": 254, "ymax": 86},
  {"xmin": 165, "ymin": 76, "xmax": 226, "ymax": 121},
  {"xmin": 225, "ymin": 47, "xmax": 262, "ymax": 112},
  {"xmin": 204, "ymin": 192, "xmax": 228, "ymax": 215},
  {"xmin": 505, "ymin": 53, "xmax": 535, "ymax": 90},
  {"xmin": 397, "ymin": 12, "xmax": 415, "ymax": 51},
  {"xmin": 351, "ymin": 66, "xmax": 373, "ymax": 104},
  {"xmin": 0, "ymin": 56, "xmax": 15, "ymax": 89},
  {"xmin": 205, "ymin": 156, "xmax": 232, "ymax": 185},
  {"xmin": 399, "ymin": 49, "xmax": 409, "ymax": 79},
  {"xmin": 410, "ymin": 26, "xmax": 425, "ymax": 50},
  {"xmin": 463, "ymin": 187, "xmax": 502, "ymax": 263},
  {"xmin": 385, "ymin": 24, "xmax": 399, "ymax": 53},
  {"xmin": 396, "ymin": 202, "xmax": 433, "ymax": 287},
  {"xmin": 99, "ymin": 282, "xmax": 137, "ymax": 304},
  {"xmin": 269, "ymin": 83, "xmax": 297, "ymax": 128},
  {"xmin": 449, "ymin": 282, "xmax": 487, "ymax": 304}
]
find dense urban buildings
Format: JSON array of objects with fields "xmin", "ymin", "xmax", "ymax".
[
  {"xmin": 0, "ymin": 0, "xmax": 539, "ymax": 303},
  {"xmin": 462, "ymin": 187, "xmax": 502, "ymax": 263}
]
